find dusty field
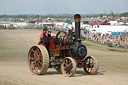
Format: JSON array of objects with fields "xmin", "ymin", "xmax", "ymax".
[{"xmin": 0, "ymin": 29, "xmax": 128, "ymax": 85}]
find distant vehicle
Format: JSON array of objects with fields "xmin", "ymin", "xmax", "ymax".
[{"xmin": 8, "ymin": 24, "xmax": 15, "ymax": 30}]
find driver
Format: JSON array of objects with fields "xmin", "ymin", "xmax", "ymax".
[
  {"xmin": 39, "ymin": 27, "xmax": 50, "ymax": 49},
  {"xmin": 40, "ymin": 27, "xmax": 48, "ymax": 41}
]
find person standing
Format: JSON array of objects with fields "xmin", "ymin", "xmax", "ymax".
[
  {"xmin": 39, "ymin": 27, "xmax": 50, "ymax": 49},
  {"xmin": 40, "ymin": 27, "xmax": 48, "ymax": 41}
]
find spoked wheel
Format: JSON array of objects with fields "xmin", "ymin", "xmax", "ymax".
[
  {"xmin": 56, "ymin": 31, "xmax": 67, "ymax": 41},
  {"xmin": 28, "ymin": 45, "xmax": 49, "ymax": 75},
  {"xmin": 61, "ymin": 57, "xmax": 77, "ymax": 77},
  {"xmin": 83, "ymin": 56, "xmax": 99, "ymax": 75}
]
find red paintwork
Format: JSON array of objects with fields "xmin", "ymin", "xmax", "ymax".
[
  {"xmin": 38, "ymin": 37, "xmax": 65, "ymax": 50},
  {"xmin": 38, "ymin": 40, "xmax": 46, "ymax": 47},
  {"xmin": 64, "ymin": 39, "xmax": 68, "ymax": 44},
  {"xmin": 38, "ymin": 34, "xmax": 86, "ymax": 68},
  {"xmin": 76, "ymin": 58, "xmax": 84, "ymax": 68},
  {"xmin": 49, "ymin": 40, "xmax": 55, "ymax": 50}
]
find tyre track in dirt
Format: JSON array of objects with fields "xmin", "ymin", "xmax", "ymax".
[{"xmin": 0, "ymin": 29, "xmax": 128, "ymax": 85}]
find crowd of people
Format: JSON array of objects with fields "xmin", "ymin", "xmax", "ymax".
[
  {"xmin": 50, "ymin": 26, "xmax": 70, "ymax": 33},
  {"xmin": 84, "ymin": 30, "xmax": 128, "ymax": 48},
  {"xmin": 48, "ymin": 27, "xmax": 128, "ymax": 49}
]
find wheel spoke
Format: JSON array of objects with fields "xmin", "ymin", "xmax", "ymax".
[
  {"xmin": 31, "ymin": 49, "xmax": 37, "ymax": 58},
  {"xmin": 31, "ymin": 49, "xmax": 36, "ymax": 54},
  {"xmin": 37, "ymin": 63, "xmax": 42, "ymax": 70},
  {"xmin": 39, "ymin": 57, "xmax": 43, "ymax": 61},
  {"xmin": 30, "ymin": 62, "xmax": 35, "ymax": 70},
  {"xmin": 91, "ymin": 58, "xmax": 94, "ymax": 64},
  {"xmin": 31, "ymin": 66, "xmax": 35, "ymax": 70},
  {"xmin": 60, "ymin": 34, "xmax": 61, "ymax": 38},
  {"xmin": 29, "ymin": 57, "xmax": 34, "ymax": 60},
  {"xmin": 68, "ymin": 59, "xmax": 71, "ymax": 64},
  {"xmin": 39, "ymin": 52, "xmax": 42, "ymax": 57},
  {"xmin": 30, "ymin": 51, "xmax": 35, "ymax": 58},
  {"xmin": 89, "ymin": 58, "xmax": 91, "ymax": 64},
  {"xmin": 91, "ymin": 68, "xmax": 94, "ymax": 73},
  {"xmin": 39, "ymin": 61, "xmax": 43, "ymax": 65},
  {"xmin": 65, "ymin": 59, "xmax": 68, "ymax": 64},
  {"xmin": 90, "ymin": 63, "xmax": 93, "ymax": 67},
  {"xmin": 65, "ymin": 70, "xmax": 68, "ymax": 74},
  {"xmin": 68, "ymin": 66, "xmax": 72, "ymax": 71},
  {"xmin": 87, "ymin": 67, "xmax": 89, "ymax": 71},
  {"xmin": 34, "ymin": 67, "xmax": 38, "ymax": 73},
  {"xmin": 35, "ymin": 48, "xmax": 39, "ymax": 55}
]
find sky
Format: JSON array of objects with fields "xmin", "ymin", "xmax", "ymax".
[{"xmin": 0, "ymin": 0, "xmax": 128, "ymax": 15}]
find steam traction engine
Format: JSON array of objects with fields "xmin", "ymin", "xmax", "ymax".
[{"xmin": 28, "ymin": 14, "xmax": 99, "ymax": 77}]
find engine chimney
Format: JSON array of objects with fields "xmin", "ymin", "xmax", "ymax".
[{"xmin": 74, "ymin": 14, "xmax": 81, "ymax": 42}]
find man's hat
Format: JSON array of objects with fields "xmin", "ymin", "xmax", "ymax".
[{"xmin": 43, "ymin": 27, "xmax": 48, "ymax": 31}]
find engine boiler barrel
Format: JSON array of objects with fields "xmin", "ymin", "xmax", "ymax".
[
  {"xmin": 74, "ymin": 14, "xmax": 81, "ymax": 41},
  {"xmin": 71, "ymin": 43, "xmax": 87, "ymax": 59}
]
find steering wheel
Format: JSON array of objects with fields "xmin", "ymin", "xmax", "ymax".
[{"xmin": 56, "ymin": 31, "xmax": 67, "ymax": 43}]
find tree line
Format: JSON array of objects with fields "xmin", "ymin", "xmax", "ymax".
[
  {"xmin": 120, "ymin": 12, "xmax": 128, "ymax": 17},
  {"xmin": 0, "ymin": 12, "xmax": 128, "ymax": 19}
]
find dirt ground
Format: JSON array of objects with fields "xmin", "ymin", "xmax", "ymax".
[{"xmin": 0, "ymin": 29, "xmax": 128, "ymax": 85}]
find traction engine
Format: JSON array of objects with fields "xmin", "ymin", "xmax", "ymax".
[{"xmin": 28, "ymin": 14, "xmax": 99, "ymax": 77}]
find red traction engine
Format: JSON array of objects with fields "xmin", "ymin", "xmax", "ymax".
[{"xmin": 28, "ymin": 14, "xmax": 99, "ymax": 77}]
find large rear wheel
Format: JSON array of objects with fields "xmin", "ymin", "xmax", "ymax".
[
  {"xmin": 28, "ymin": 45, "xmax": 49, "ymax": 75},
  {"xmin": 83, "ymin": 56, "xmax": 99, "ymax": 75},
  {"xmin": 61, "ymin": 57, "xmax": 77, "ymax": 77}
]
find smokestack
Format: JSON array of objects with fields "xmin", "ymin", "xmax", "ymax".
[{"xmin": 74, "ymin": 14, "xmax": 81, "ymax": 42}]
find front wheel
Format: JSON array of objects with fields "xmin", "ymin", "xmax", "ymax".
[
  {"xmin": 83, "ymin": 56, "xmax": 99, "ymax": 75},
  {"xmin": 61, "ymin": 57, "xmax": 77, "ymax": 77}
]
